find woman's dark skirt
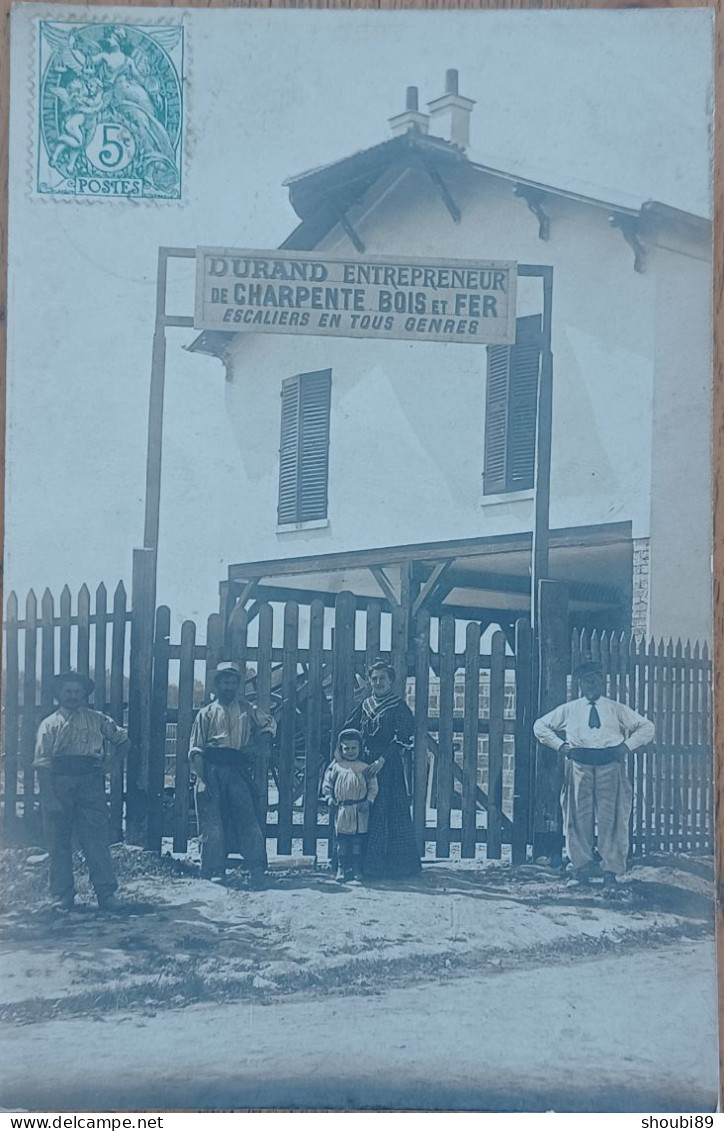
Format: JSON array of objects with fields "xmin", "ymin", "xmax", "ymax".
[{"xmin": 364, "ymin": 753, "xmax": 421, "ymax": 879}]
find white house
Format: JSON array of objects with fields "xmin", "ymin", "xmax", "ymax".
[{"xmin": 190, "ymin": 71, "xmax": 712, "ymax": 645}]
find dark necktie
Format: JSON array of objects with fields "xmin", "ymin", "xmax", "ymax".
[{"xmin": 588, "ymin": 699, "xmax": 601, "ymax": 729}]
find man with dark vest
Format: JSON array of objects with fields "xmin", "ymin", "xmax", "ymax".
[
  {"xmin": 34, "ymin": 670, "xmax": 130, "ymax": 912},
  {"xmin": 533, "ymin": 660, "xmax": 654, "ymax": 888},
  {"xmin": 189, "ymin": 662, "xmax": 276, "ymax": 885}
]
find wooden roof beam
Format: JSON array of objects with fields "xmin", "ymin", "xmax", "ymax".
[
  {"xmin": 609, "ymin": 212, "xmax": 646, "ymax": 273},
  {"xmin": 412, "ymin": 560, "xmax": 454, "ymax": 618},
  {"xmin": 424, "ymin": 160, "xmax": 461, "ymax": 223},
  {"xmin": 513, "ymin": 184, "xmax": 550, "ymax": 241},
  {"xmin": 337, "ymin": 211, "xmax": 365, "ymax": 254},
  {"xmin": 369, "ymin": 566, "xmax": 401, "ymax": 607}
]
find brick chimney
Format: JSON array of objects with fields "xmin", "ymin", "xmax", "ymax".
[
  {"xmin": 388, "ymin": 86, "xmax": 430, "ymax": 137},
  {"xmin": 427, "ymin": 69, "xmax": 475, "ymax": 149}
]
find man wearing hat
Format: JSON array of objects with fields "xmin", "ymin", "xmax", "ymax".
[
  {"xmin": 34, "ymin": 671, "xmax": 130, "ymax": 911},
  {"xmin": 188, "ymin": 662, "xmax": 277, "ymax": 884},
  {"xmin": 533, "ymin": 660, "xmax": 654, "ymax": 888}
]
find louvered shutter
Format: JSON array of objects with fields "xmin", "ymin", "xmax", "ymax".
[
  {"xmin": 483, "ymin": 346, "xmax": 511, "ymax": 493},
  {"xmin": 278, "ymin": 376, "xmax": 301, "ymax": 524},
  {"xmin": 508, "ymin": 316, "xmax": 541, "ymax": 490},
  {"xmin": 483, "ymin": 315, "xmax": 541, "ymax": 494},
  {"xmin": 278, "ymin": 369, "xmax": 332, "ymax": 524}
]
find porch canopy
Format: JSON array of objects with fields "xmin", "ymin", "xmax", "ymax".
[{"xmin": 221, "ymin": 521, "xmax": 633, "ymax": 632}]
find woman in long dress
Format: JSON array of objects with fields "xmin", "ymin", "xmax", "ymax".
[{"xmin": 343, "ymin": 660, "xmax": 421, "ymax": 879}]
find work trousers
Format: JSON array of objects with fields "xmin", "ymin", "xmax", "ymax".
[
  {"xmin": 336, "ymin": 833, "xmax": 366, "ymax": 864},
  {"xmin": 561, "ymin": 757, "xmax": 633, "ymax": 876},
  {"xmin": 43, "ymin": 772, "xmax": 118, "ymax": 903},
  {"xmin": 195, "ymin": 760, "xmax": 267, "ymax": 878}
]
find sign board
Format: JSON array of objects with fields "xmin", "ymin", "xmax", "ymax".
[{"xmin": 195, "ymin": 248, "xmax": 517, "ymax": 345}]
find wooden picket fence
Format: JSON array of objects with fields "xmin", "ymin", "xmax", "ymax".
[
  {"xmin": 1, "ymin": 582, "xmax": 714, "ymax": 861},
  {"xmin": 2, "ymin": 583, "xmax": 130, "ymax": 843},
  {"xmin": 570, "ymin": 628, "xmax": 712, "ymax": 854}
]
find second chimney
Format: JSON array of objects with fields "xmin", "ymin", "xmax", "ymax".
[
  {"xmin": 388, "ymin": 85, "xmax": 430, "ymax": 137},
  {"xmin": 427, "ymin": 69, "xmax": 475, "ymax": 149}
]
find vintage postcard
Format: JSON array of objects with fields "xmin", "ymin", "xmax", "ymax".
[{"xmin": 1, "ymin": 4, "xmax": 718, "ymax": 1113}]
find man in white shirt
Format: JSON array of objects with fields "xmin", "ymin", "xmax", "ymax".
[
  {"xmin": 189, "ymin": 662, "xmax": 277, "ymax": 884},
  {"xmin": 533, "ymin": 660, "xmax": 654, "ymax": 888}
]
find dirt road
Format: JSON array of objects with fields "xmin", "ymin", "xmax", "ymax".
[{"xmin": 0, "ymin": 940, "xmax": 716, "ymax": 1113}]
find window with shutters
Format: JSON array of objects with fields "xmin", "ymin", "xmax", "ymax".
[
  {"xmin": 483, "ymin": 315, "xmax": 541, "ymax": 495},
  {"xmin": 277, "ymin": 369, "xmax": 332, "ymax": 525}
]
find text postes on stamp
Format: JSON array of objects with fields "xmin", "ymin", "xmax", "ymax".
[{"xmin": 37, "ymin": 21, "xmax": 184, "ymax": 201}]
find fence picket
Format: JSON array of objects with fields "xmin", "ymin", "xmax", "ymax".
[
  {"xmin": 229, "ymin": 604, "xmax": 248, "ymax": 684},
  {"xmin": 41, "ymin": 589, "xmax": 55, "ymax": 718},
  {"xmin": 391, "ymin": 604, "xmax": 411, "ymax": 784},
  {"xmin": 174, "ymin": 619, "xmax": 196, "ymax": 853},
  {"xmin": 461, "ymin": 622, "xmax": 480, "ymax": 859},
  {"xmin": 413, "ymin": 611, "xmax": 431, "ymax": 856},
  {"xmin": 487, "ymin": 630, "xmax": 506, "ymax": 860},
  {"xmin": 22, "ymin": 591, "xmax": 39, "ymax": 828},
  {"xmin": 148, "ymin": 606, "xmax": 171, "ymax": 852},
  {"xmin": 93, "ymin": 583, "xmax": 108, "ymax": 712},
  {"xmin": 622, "ymin": 632, "xmax": 634, "ymax": 710},
  {"xmin": 59, "ymin": 585, "xmax": 72, "ymax": 672},
  {"xmin": 77, "ymin": 584, "xmax": 90, "ymax": 678},
  {"xmin": 600, "ymin": 631, "xmax": 610, "ymax": 695},
  {"xmin": 277, "ymin": 602, "xmax": 299, "ymax": 856},
  {"xmin": 331, "ymin": 593, "xmax": 356, "ymax": 749},
  {"xmin": 4, "ymin": 592, "xmax": 19, "ymax": 834},
  {"xmin": 570, "ymin": 628, "xmax": 580, "ymax": 688},
  {"xmin": 303, "ymin": 601, "xmax": 325, "ymax": 857},
  {"xmin": 109, "ymin": 581, "xmax": 127, "ymax": 843},
  {"xmin": 256, "ymin": 604, "xmax": 274, "ymax": 829},
  {"xmin": 513, "ymin": 618, "xmax": 533, "ymax": 863},
  {"xmin": 609, "ymin": 632, "xmax": 619, "ymax": 702},
  {"xmin": 436, "ymin": 614, "xmax": 455, "ymax": 859},
  {"xmin": 204, "ymin": 613, "xmax": 223, "ymax": 700}
]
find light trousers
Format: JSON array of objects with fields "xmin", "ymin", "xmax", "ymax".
[{"xmin": 561, "ymin": 758, "xmax": 632, "ymax": 876}]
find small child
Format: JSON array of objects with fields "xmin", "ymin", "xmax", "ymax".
[{"xmin": 322, "ymin": 729, "xmax": 381, "ymax": 883}]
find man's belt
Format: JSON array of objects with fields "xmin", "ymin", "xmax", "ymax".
[
  {"xmin": 569, "ymin": 747, "xmax": 621, "ymax": 767},
  {"xmin": 51, "ymin": 755, "xmax": 103, "ymax": 775},
  {"xmin": 202, "ymin": 746, "xmax": 254, "ymax": 766},
  {"xmin": 338, "ymin": 798, "xmax": 368, "ymax": 806}
]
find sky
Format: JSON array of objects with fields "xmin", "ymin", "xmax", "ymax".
[{"xmin": 6, "ymin": 5, "xmax": 714, "ymax": 630}]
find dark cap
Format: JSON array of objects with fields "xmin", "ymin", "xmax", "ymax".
[
  {"xmin": 574, "ymin": 660, "xmax": 604, "ymax": 678},
  {"xmin": 52, "ymin": 671, "xmax": 95, "ymax": 697},
  {"xmin": 212, "ymin": 662, "xmax": 242, "ymax": 684}
]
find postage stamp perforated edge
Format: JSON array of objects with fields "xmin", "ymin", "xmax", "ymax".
[{"xmin": 20, "ymin": 5, "xmax": 189, "ymax": 204}]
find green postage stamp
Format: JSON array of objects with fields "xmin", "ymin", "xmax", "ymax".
[{"xmin": 36, "ymin": 20, "xmax": 184, "ymax": 200}]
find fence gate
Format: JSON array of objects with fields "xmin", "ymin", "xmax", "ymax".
[{"xmin": 154, "ymin": 592, "xmax": 534, "ymax": 862}]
